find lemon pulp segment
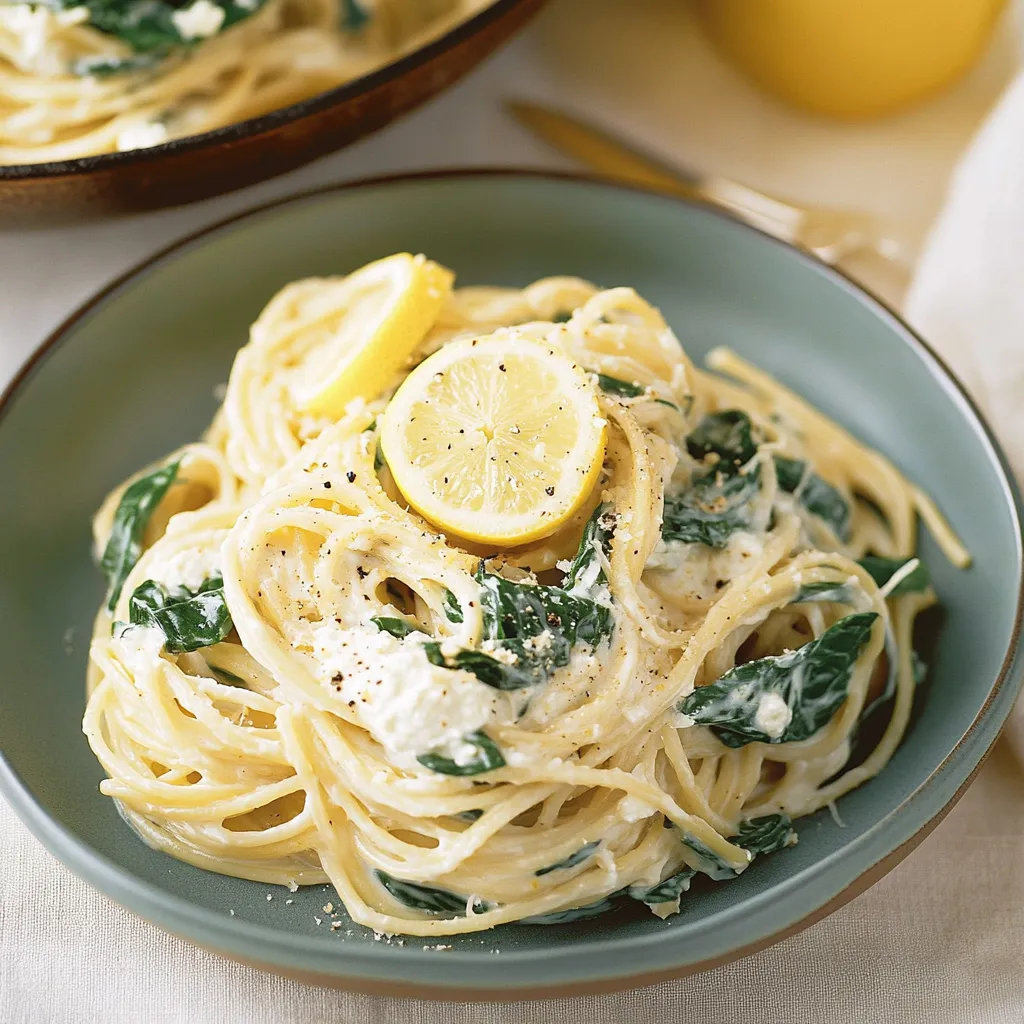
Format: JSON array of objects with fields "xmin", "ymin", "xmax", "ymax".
[{"xmin": 379, "ymin": 333, "xmax": 607, "ymax": 546}]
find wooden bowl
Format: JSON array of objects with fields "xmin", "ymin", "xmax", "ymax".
[{"xmin": 0, "ymin": 0, "xmax": 545, "ymax": 223}]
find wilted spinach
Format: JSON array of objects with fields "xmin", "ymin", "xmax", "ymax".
[
  {"xmin": 339, "ymin": 0, "xmax": 370, "ymax": 31},
  {"xmin": 371, "ymin": 616, "xmax": 415, "ymax": 639},
  {"xmin": 375, "ymin": 871, "xmax": 488, "ymax": 915},
  {"xmin": 416, "ymin": 730, "xmax": 506, "ymax": 776},
  {"xmin": 521, "ymin": 894, "xmax": 624, "ymax": 925},
  {"xmin": 127, "ymin": 576, "xmax": 232, "ymax": 653},
  {"xmin": 73, "ymin": 52, "xmax": 162, "ymax": 77},
  {"xmin": 677, "ymin": 832, "xmax": 744, "ymax": 880},
  {"xmin": 661, "ymin": 410, "xmax": 762, "ymax": 549},
  {"xmin": 595, "ymin": 373, "xmax": 645, "ymax": 399},
  {"xmin": 627, "ymin": 868, "xmax": 695, "ymax": 906},
  {"xmin": 661, "ymin": 467, "xmax": 761, "ymax": 549},
  {"xmin": 535, "ymin": 840, "xmax": 601, "ymax": 877},
  {"xmin": 47, "ymin": 0, "xmax": 268, "ymax": 63},
  {"xmin": 685, "ymin": 410, "xmax": 758, "ymax": 468},
  {"xmin": 736, "ymin": 814, "xmax": 796, "ymax": 855},
  {"xmin": 679, "ymin": 612, "xmax": 879, "ymax": 747},
  {"xmin": 858, "ymin": 554, "xmax": 930, "ymax": 596},
  {"xmin": 774, "ymin": 456, "xmax": 851, "ymax": 542},
  {"xmin": 792, "ymin": 580, "xmax": 858, "ymax": 605},
  {"xmin": 672, "ymin": 814, "xmax": 795, "ymax": 881},
  {"xmin": 441, "ymin": 587, "xmax": 464, "ymax": 623},
  {"xmin": 425, "ymin": 506, "xmax": 615, "ymax": 691},
  {"xmin": 100, "ymin": 458, "xmax": 180, "ymax": 610}
]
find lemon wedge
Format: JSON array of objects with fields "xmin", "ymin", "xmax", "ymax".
[
  {"xmin": 292, "ymin": 253, "xmax": 454, "ymax": 418},
  {"xmin": 380, "ymin": 332, "xmax": 607, "ymax": 546}
]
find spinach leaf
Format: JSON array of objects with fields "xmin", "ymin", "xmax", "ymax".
[
  {"xmin": 736, "ymin": 814, "xmax": 796, "ymax": 855},
  {"xmin": 594, "ymin": 373, "xmax": 679, "ymax": 410},
  {"xmin": 375, "ymin": 871, "xmax": 487, "ymax": 916},
  {"xmin": 73, "ymin": 52, "xmax": 162, "ymax": 76},
  {"xmin": 209, "ymin": 666, "xmax": 246, "ymax": 688},
  {"xmin": 416, "ymin": 730, "xmax": 506, "ymax": 776},
  {"xmin": 661, "ymin": 466, "xmax": 760, "ymax": 549},
  {"xmin": 456, "ymin": 809, "xmax": 484, "ymax": 823},
  {"xmin": 521, "ymin": 894, "xmax": 623, "ymax": 925},
  {"xmin": 535, "ymin": 840, "xmax": 601, "ymax": 877},
  {"xmin": 430, "ymin": 506, "xmax": 615, "ymax": 691},
  {"xmin": 677, "ymin": 832, "xmax": 743, "ymax": 880},
  {"xmin": 858, "ymin": 555, "xmax": 931, "ymax": 596},
  {"xmin": 670, "ymin": 817, "xmax": 794, "ymax": 883},
  {"xmin": 661, "ymin": 410, "xmax": 763, "ymax": 549},
  {"xmin": 679, "ymin": 612, "xmax": 879, "ymax": 747},
  {"xmin": 628, "ymin": 868, "xmax": 695, "ymax": 906},
  {"xmin": 441, "ymin": 587, "xmax": 464, "ymax": 623},
  {"xmin": 340, "ymin": 0, "xmax": 370, "ymax": 31},
  {"xmin": 422, "ymin": 643, "xmax": 537, "ymax": 691},
  {"xmin": 793, "ymin": 580, "xmax": 858, "ymax": 605},
  {"xmin": 686, "ymin": 410, "xmax": 757, "ymax": 468},
  {"xmin": 473, "ymin": 562, "xmax": 612, "ymax": 684},
  {"xmin": 100, "ymin": 458, "xmax": 180, "ymax": 611},
  {"xmin": 774, "ymin": 456, "xmax": 851, "ymax": 542},
  {"xmin": 44, "ymin": 0, "xmax": 268, "ymax": 54},
  {"xmin": 127, "ymin": 576, "xmax": 233, "ymax": 653},
  {"xmin": 564, "ymin": 503, "xmax": 615, "ymax": 591},
  {"xmin": 371, "ymin": 616, "xmax": 414, "ymax": 639},
  {"xmin": 595, "ymin": 373, "xmax": 645, "ymax": 399},
  {"xmin": 477, "ymin": 505, "xmax": 614, "ymax": 652}
]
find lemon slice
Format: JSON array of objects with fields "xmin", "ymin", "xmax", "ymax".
[
  {"xmin": 380, "ymin": 333, "xmax": 607, "ymax": 546},
  {"xmin": 292, "ymin": 253, "xmax": 454, "ymax": 418}
]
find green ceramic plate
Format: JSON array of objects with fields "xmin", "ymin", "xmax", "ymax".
[{"xmin": 0, "ymin": 171, "xmax": 1021, "ymax": 998}]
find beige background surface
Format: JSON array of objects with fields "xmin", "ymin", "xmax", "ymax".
[{"xmin": 1, "ymin": 2, "xmax": 1023, "ymax": 1020}]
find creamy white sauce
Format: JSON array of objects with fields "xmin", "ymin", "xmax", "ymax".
[
  {"xmin": 644, "ymin": 531, "xmax": 764, "ymax": 600},
  {"xmin": 116, "ymin": 121, "xmax": 169, "ymax": 152},
  {"xmin": 171, "ymin": 0, "xmax": 226, "ymax": 39},
  {"xmin": 619, "ymin": 794, "xmax": 657, "ymax": 823},
  {"xmin": 144, "ymin": 545, "xmax": 222, "ymax": 592},
  {"xmin": 753, "ymin": 692, "xmax": 792, "ymax": 739},
  {"xmin": 516, "ymin": 646, "xmax": 603, "ymax": 728},
  {"xmin": 311, "ymin": 624, "xmax": 513, "ymax": 765},
  {"xmin": 112, "ymin": 624, "xmax": 166, "ymax": 675}
]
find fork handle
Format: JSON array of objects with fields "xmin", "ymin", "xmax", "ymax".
[{"xmin": 697, "ymin": 178, "xmax": 809, "ymax": 244}]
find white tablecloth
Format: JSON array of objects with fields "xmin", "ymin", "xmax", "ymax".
[{"xmin": 3, "ymin": 1, "xmax": 1023, "ymax": 1020}]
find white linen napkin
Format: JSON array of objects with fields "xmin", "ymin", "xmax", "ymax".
[{"xmin": 905, "ymin": 70, "xmax": 1024, "ymax": 762}]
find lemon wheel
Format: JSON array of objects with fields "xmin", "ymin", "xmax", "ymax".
[
  {"xmin": 291, "ymin": 253, "xmax": 454, "ymax": 417},
  {"xmin": 380, "ymin": 332, "xmax": 607, "ymax": 547}
]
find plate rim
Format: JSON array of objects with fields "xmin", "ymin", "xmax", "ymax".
[{"xmin": 1, "ymin": 168, "xmax": 1021, "ymax": 995}]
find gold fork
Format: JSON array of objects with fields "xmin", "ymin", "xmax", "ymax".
[{"xmin": 507, "ymin": 100, "xmax": 911, "ymax": 267}]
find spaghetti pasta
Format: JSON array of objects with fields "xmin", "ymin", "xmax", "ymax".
[
  {"xmin": 83, "ymin": 265, "xmax": 967, "ymax": 935},
  {"xmin": 0, "ymin": 0, "xmax": 489, "ymax": 164}
]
